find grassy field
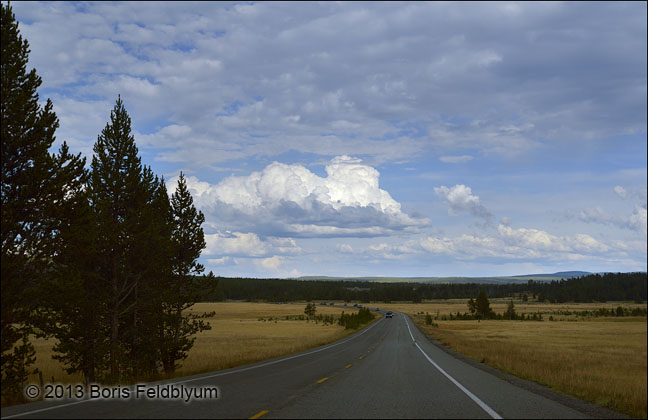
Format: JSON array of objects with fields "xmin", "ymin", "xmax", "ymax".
[
  {"xmin": 22, "ymin": 300, "xmax": 648, "ymax": 417},
  {"xmin": 27, "ymin": 302, "xmax": 368, "ymax": 386},
  {"xmin": 176, "ymin": 302, "xmax": 367, "ymax": 377},
  {"xmin": 379, "ymin": 300, "xmax": 647, "ymax": 419}
]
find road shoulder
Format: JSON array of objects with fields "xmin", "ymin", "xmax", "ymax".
[{"xmin": 406, "ymin": 314, "xmax": 629, "ymax": 420}]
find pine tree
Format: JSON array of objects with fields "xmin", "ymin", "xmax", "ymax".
[
  {"xmin": 504, "ymin": 300, "xmax": 516, "ymax": 320},
  {"xmin": 170, "ymin": 172, "xmax": 206, "ymax": 279},
  {"xmin": 43, "ymin": 175, "xmax": 108, "ymax": 385},
  {"xmin": 127, "ymin": 175, "xmax": 174, "ymax": 379},
  {"xmin": 1, "ymin": 3, "xmax": 85, "ymax": 400},
  {"xmin": 89, "ymin": 96, "xmax": 151, "ymax": 382},
  {"xmin": 157, "ymin": 172, "xmax": 217, "ymax": 376},
  {"xmin": 467, "ymin": 298, "xmax": 476, "ymax": 316},
  {"xmin": 475, "ymin": 290, "xmax": 492, "ymax": 320}
]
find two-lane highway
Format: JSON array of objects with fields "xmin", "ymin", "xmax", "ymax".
[{"xmin": 1, "ymin": 312, "xmax": 603, "ymax": 419}]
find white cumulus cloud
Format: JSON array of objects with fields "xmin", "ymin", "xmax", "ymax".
[
  {"xmin": 497, "ymin": 225, "xmax": 610, "ymax": 254},
  {"xmin": 204, "ymin": 231, "xmax": 301, "ymax": 257},
  {"xmin": 414, "ymin": 224, "xmax": 621, "ymax": 262},
  {"xmin": 172, "ymin": 156, "xmax": 428, "ymax": 237},
  {"xmin": 259, "ymin": 256, "xmax": 282, "ymax": 270}
]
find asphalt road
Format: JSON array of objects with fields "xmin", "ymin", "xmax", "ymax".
[{"xmin": 1, "ymin": 311, "xmax": 616, "ymax": 419}]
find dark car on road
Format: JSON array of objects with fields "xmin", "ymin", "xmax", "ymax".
[{"xmin": 385, "ymin": 311, "xmax": 393, "ymax": 318}]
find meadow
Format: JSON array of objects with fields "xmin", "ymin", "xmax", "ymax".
[
  {"xmin": 28, "ymin": 302, "xmax": 365, "ymax": 386},
  {"xmin": 176, "ymin": 302, "xmax": 366, "ymax": 377},
  {"xmin": 380, "ymin": 299, "xmax": 647, "ymax": 419},
  {"xmin": 24, "ymin": 299, "xmax": 647, "ymax": 417}
]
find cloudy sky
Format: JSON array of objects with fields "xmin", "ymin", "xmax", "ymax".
[{"xmin": 11, "ymin": 1, "xmax": 647, "ymax": 278}]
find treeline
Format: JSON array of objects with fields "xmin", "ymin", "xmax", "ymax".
[
  {"xmin": 1, "ymin": 4, "xmax": 216, "ymax": 403},
  {"xmin": 534, "ymin": 273, "xmax": 646, "ymax": 303},
  {"xmin": 204, "ymin": 272, "xmax": 647, "ymax": 304}
]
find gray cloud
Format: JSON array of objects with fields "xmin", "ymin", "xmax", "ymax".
[
  {"xmin": 13, "ymin": 1, "xmax": 646, "ymax": 168},
  {"xmin": 439, "ymin": 155, "xmax": 474, "ymax": 164},
  {"xmin": 574, "ymin": 186, "xmax": 647, "ymax": 235},
  {"xmin": 434, "ymin": 184, "xmax": 494, "ymax": 223}
]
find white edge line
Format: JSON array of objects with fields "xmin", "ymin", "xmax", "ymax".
[
  {"xmin": 402, "ymin": 313, "xmax": 503, "ymax": 420},
  {"xmin": 2, "ymin": 317, "xmax": 384, "ymax": 419},
  {"xmin": 1, "ymin": 399, "xmax": 90, "ymax": 419}
]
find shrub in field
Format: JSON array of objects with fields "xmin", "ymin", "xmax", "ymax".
[
  {"xmin": 338, "ymin": 308, "xmax": 375, "ymax": 329},
  {"xmin": 304, "ymin": 303, "xmax": 316, "ymax": 318},
  {"xmin": 504, "ymin": 300, "xmax": 516, "ymax": 320}
]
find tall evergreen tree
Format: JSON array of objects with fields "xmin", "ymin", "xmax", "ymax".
[
  {"xmin": 170, "ymin": 172, "xmax": 206, "ymax": 279},
  {"xmin": 504, "ymin": 300, "xmax": 516, "ymax": 320},
  {"xmin": 42, "ymin": 169, "xmax": 108, "ymax": 385},
  {"xmin": 467, "ymin": 298, "xmax": 477, "ymax": 316},
  {"xmin": 89, "ymin": 96, "xmax": 150, "ymax": 382},
  {"xmin": 125, "ymin": 175, "xmax": 174, "ymax": 379},
  {"xmin": 157, "ymin": 172, "xmax": 217, "ymax": 376},
  {"xmin": 1, "ymin": 3, "xmax": 85, "ymax": 401},
  {"xmin": 475, "ymin": 290, "xmax": 492, "ymax": 320}
]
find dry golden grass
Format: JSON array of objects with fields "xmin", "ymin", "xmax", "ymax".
[
  {"xmin": 27, "ymin": 336, "xmax": 84, "ymax": 385},
  {"xmin": 380, "ymin": 301, "xmax": 647, "ymax": 419},
  {"xmin": 176, "ymin": 302, "xmax": 363, "ymax": 376},
  {"xmin": 379, "ymin": 299, "xmax": 646, "ymax": 319},
  {"xmin": 23, "ymin": 300, "xmax": 646, "ymax": 417},
  {"xmin": 27, "ymin": 302, "xmax": 366, "ymax": 386}
]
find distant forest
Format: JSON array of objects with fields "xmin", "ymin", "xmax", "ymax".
[{"xmin": 204, "ymin": 272, "xmax": 647, "ymax": 304}]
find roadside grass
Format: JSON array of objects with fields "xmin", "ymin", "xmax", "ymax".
[
  {"xmin": 26, "ymin": 302, "xmax": 370, "ymax": 387},
  {"xmin": 176, "ymin": 302, "xmax": 365, "ymax": 376},
  {"xmin": 379, "ymin": 300, "xmax": 647, "ymax": 419}
]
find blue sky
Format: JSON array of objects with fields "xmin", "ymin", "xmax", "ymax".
[{"xmin": 11, "ymin": 1, "xmax": 647, "ymax": 277}]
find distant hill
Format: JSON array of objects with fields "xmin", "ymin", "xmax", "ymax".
[
  {"xmin": 511, "ymin": 271, "xmax": 591, "ymax": 279},
  {"xmin": 296, "ymin": 271, "xmax": 593, "ymax": 284}
]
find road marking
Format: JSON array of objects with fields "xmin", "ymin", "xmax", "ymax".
[
  {"xmin": 1, "ymin": 400, "xmax": 91, "ymax": 420},
  {"xmin": 317, "ymin": 377, "xmax": 328, "ymax": 384},
  {"xmin": 176, "ymin": 317, "xmax": 382, "ymax": 385},
  {"xmin": 403, "ymin": 314, "xmax": 503, "ymax": 420},
  {"xmin": 3, "ymin": 318, "xmax": 385, "ymax": 419},
  {"xmin": 249, "ymin": 410, "xmax": 269, "ymax": 419},
  {"xmin": 358, "ymin": 355, "xmax": 364, "ymax": 360},
  {"xmin": 345, "ymin": 364, "xmax": 352, "ymax": 369}
]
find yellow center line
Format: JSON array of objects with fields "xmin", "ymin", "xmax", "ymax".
[
  {"xmin": 249, "ymin": 410, "xmax": 269, "ymax": 419},
  {"xmin": 345, "ymin": 364, "xmax": 352, "ymax": 369},
  {"xmin": 317, "ymin": 377, "xmax": 329, "ymax": 383}
]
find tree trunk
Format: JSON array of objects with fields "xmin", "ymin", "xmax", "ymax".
[{"xmin": 110, "ymin": 296, "xmax": 119, "ymax": 381}]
